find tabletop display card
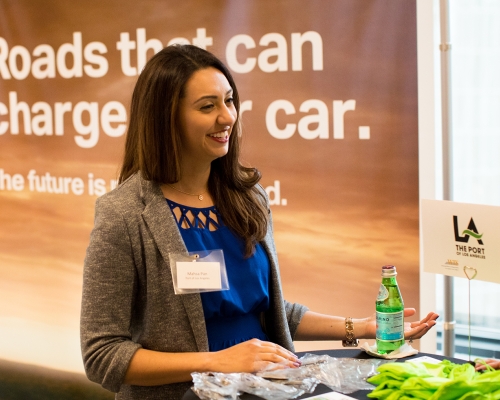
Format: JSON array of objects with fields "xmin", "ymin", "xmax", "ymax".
[
  {"xmin": 302, "ymin": 392, "xmax": 357, "ymax": 400},
  {"xmin": 421, "ymin": 199, "xmax": 500, "ymax": 284}
]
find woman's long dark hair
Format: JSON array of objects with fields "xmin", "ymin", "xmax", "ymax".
[{"xmin": 119, "ymin": 44, "xmax": 268, "ymax": 256}]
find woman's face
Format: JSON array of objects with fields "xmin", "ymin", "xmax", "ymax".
[{"xmin": 178, "ymin": 67, "xmax": 237, "ymax": 167}]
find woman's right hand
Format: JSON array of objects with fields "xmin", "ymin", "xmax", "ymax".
[{"xmin": 211, "ymin": 339, "xmax": 301, "ymax": 373}]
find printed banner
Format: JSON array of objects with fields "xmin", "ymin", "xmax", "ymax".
[{"xmin": 0, "ymin": 0, "xmax": 418, "ymax": 396}]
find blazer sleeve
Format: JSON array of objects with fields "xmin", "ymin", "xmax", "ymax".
[
  {"xmin": 284, "ymin": 300, "xmax": 308, "ymax": 339},
  {"xmin": 80, "ymin": 195, "xmax": 142, "ymax": 393}
]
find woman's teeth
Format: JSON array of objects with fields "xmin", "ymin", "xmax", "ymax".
[{"xmin": 209, "ymin": 132, "xmax": 227, "ymax": 138}]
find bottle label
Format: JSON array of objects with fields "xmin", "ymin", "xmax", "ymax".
[
  {"xmin": 376, "ymin": 311, "xmax": 404, "ymax": 341},
  {"xmin": 376, "ymin": 284, "xmax": 389, "ymax": 301}
]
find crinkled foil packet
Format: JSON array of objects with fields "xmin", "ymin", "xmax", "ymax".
[{"xmin": 191, "ymin": 353, "xmax": 393, "ymax": 399}]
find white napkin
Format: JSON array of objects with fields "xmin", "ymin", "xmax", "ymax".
[{"xmin": 361, "ymin": 342, "xmax": 418, "ymax": 359}]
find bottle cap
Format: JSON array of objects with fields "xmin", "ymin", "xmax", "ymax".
[{"xmin": 381, "ymin": 265, "xmax": 397, "ymax": 277}]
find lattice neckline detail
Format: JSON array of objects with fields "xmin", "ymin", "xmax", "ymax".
[{"xmin": 166, "ymin": 199, "xmax": 222, "ymax": 231}]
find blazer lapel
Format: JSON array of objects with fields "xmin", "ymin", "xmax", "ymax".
[{"xmin": 139, "ymin": 175, "xmax": 209, "ymax": 352}]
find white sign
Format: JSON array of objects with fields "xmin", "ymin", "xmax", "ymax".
[
  {"xmin": 421, "ymin": 199, "xmax": 500, "ymax": 284},
  {"xmin": 302, "ymin": 391, "xmax": 356, "ymax": 400},
  {"xmin": 409, "ymin": 355, "xmax": 443, "ymax": 364},
  {"xmin": 176, "ymin": 262, "xmax": 222, "ymax": 289}
]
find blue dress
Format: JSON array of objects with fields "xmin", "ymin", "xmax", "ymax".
[{"xmin": 167, "ymin": 199, "xmax": 270, "ymax": 351}]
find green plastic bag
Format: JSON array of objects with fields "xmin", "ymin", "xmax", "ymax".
[{"xmin": 368, "ymin": 359, "xmax": 500, "ymax": 400}]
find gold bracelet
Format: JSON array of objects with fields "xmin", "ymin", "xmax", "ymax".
[{"xmin": 342, "ymin": 317, "xmax": 359, "ymax": 347}]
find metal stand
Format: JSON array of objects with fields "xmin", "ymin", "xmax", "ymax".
[{"xmin": 439, "ymin": 0, "xmax": 455, "ymax": 357}]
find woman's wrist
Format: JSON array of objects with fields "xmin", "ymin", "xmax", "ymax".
[
  {"xmin": 203, "ymin": 351, "xmax": 219, "ymax": 373},
  {"xmin": 352, "ymin": 317, "xmax": 371, "ymax": 339}
]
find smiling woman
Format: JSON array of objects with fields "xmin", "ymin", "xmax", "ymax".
[{"xmin": 80, "ymin": 44, "xmax": 438, "ymax": 400}]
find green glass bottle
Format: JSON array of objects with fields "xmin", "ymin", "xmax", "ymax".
[{"xmin": 376, "ymin": 265, "xmax": 405, "ymax": 354}]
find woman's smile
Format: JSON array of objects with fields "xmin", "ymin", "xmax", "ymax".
[{"xmin": 207, "ymin": 129, "xmax": 230, "ymax": 142}]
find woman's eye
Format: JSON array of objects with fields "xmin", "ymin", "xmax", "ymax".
[
  {"xmin": 226, "ymin": 97, "xmax": 234, "ymax": 104},
  {"xmin": 201, "ymin": 104, "xmax": 214, "ymax": 111}
]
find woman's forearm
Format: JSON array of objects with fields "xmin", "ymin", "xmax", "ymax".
[
  {"xmin": 123, "ymin": 348, "xmax": 213, "ymax": 386},
  {"xmin": 294, "ymin": 309, "xmax": 438, "ymax": 342},
  {"xmin": 124, "ymin": 338, "xmax": 301, "ymax": 386},
  {"xmin": 293, "ymin": 311, "xmax": 370, "ymax": 341}
]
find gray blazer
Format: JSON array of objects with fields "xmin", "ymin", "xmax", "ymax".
[{"xmin": 80, "ymin": 173, "xmax": 308, "ymax": 399}]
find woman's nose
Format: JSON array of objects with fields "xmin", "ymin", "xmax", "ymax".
[{"xmin": 217, "ymin": 104, "xmax": 236, "ymax": 126}]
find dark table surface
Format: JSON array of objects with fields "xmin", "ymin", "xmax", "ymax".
[{"xmin": 182, "ymin": 348, "xmax": 467, "ymax": 400}]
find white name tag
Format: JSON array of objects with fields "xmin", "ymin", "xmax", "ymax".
[
  {"xmin": 176, "ymin": 261, "xmax": 222, "ymax": 289},
  {"xmin": 169, "ymin": 249, "xmax": 228, "ymax": 294}
]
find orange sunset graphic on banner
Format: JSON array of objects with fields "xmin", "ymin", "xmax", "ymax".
[{"xmin": 0, "ymin": 1, "xmax": 418, "ymax": 397}]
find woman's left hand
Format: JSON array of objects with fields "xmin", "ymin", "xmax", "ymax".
[
  {"xmin": 402, "ymin": 308, "xmax": 439, "ymax": 340},
  {"xmin": 364, "ymin": 308, "xmax": 438, "ymax": 340}
]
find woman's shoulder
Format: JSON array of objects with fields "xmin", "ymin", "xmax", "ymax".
[
  {"xmin": 95, "ymin": 172, "xmax": 160, "ymax": 213},
  {"xmin": 97, "ymin": 173, "xmax": 140, "ymax": 203}
]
